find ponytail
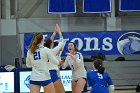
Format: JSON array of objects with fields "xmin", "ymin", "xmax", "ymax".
[
  {"xmin": 98, "ymin": 66, "xmax": 105, "ymax": 74},
  {"xmin": 29, "ymin": 33, "xmax": 43, "ymax": 53},
  {"xmin": 93, "ymin": 59, "xmax": 105, "ymax": 74}
]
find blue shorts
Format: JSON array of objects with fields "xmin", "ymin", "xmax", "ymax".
[
  {"xmin": 91, "ymin": 86, "xmax": 109, "ymax": 93},
  {"xmin": 30, "ymin": 79, "xmax": 52, "ymax": 86},
  {"xmin": 49, "ymin": 70, "xmax": 59, "ymax": 83}
]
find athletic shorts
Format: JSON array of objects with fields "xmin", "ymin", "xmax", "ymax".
[
  {"xmin": 91, "ymin": 86, "xmax": 109, "ymax": 93},
  {"xmin": 49, "ymin": 70, "xmax": 59, "ymax": 83},
  {"xmin": 30, "ymin": 79, "xmax": 52, "ymax": 86}
]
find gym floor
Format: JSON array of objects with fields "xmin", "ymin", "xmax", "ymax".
[
  {"xmin": 86, "ymin": 86, "xmax": 137, "ymax": 93},
  {"xmin": 86, "ymin": 89, "xmax": 136, "ymax": 93},
  {"xmin": 111, "ymin": 90, "xmax": 136, "ymax": 93}
]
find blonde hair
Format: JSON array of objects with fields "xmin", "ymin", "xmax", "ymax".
[{"xmin": 29, "ymin": 33, "xmax": 43, "ymax": 53}]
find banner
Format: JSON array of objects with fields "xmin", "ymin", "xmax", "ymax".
[
  {"xmin": 19, "ymin": 70, "xmax": 72, "ymax": 92},
  {"xmin": 24, "ymin": 31, "xmax": 140, "ymax": 57},
  {"xmin": 48, "ymin": 0, "xmax": 76, "ymax": 14},
  {"xmin": 83, "ymin": 0, "xmax": 111, "ymax": 13},
  {"xmin": 0, "ymin": 72, "xmax": 14, "ymax": 92},
  {"xmin": 119, "ymin": 0, "xmax": 140, "ymax": 11}
]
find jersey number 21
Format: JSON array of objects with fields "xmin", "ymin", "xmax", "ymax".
[{"xmin": 34, "ymin": 51, "xmax": 41, "ymax": 60}]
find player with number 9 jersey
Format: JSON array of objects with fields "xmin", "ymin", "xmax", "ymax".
[{"xmin": 87, "ymin": 59, "xmax": 114, "ymax": 93}]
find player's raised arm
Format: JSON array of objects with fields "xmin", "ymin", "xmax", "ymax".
[
  {"xmin": 50, "ymin": 24, "xmax": 57, "ymax": 40},
  {"xmin": 55, "ymin": 24, "xmax": 63, "ymax": 39},
  {"xmin": 52, "ymin": 24, "xmax": 64, "ymax": 55}
]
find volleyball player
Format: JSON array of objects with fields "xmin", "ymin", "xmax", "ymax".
[
  {"xmin": 44, "ymin": 24, "xmax": 65, "ymax": 93},
  {"xmin": 26, "ymin": 32, "xmax": 59, "ymax": 93},
  {"xmin": 61, "ymin": 42, "xmax": 87, "ymax": 93},
  {"xmin": 87, "ymin": 59, "xmax": 115, "ymax": 93}
]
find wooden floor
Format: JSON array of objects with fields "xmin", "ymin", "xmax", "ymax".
[
  {"xmin": 86, "ymin": 90, "xmax": 136, "ymax": 93},
  {"xmin": 111, "ymin": 90, "xmax": 136, "ymax": 93}
]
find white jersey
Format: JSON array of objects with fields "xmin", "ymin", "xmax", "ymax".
[
  {"xmin": 48, "ymin": 38, "xmax": 64, "ymax": 71},
  {"xmin": 26, "ymin": 45, "xmax": 59, "ymax": 81},
  {"xmin": 62, "ymin": 52, "xmax": 87, "ymax": 80}
]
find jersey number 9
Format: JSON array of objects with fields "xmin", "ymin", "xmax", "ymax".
[{"xmin": 97, "ymin": 73, "xmax": 103, "ymax": 79}]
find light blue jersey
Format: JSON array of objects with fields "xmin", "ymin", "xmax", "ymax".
[{"xmin": 87, "ymin": 70, "xmax": 113, "ymax": 93}]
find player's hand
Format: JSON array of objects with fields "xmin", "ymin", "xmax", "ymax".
[
  {"xmin": 54, "ymin": 25, "xmax": 57, "ymax": 33},
  {"xmin": 66, "ymin": 53, "xmax": 73, "ymax": 56},
  {"xmin": 56, "ymin": 24, "xmax": 61, "ymax": 33}
]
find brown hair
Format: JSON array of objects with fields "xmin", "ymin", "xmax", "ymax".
[
  {"xmin": 93, "ymin": 59, "xmax": 105, "ymax": 74},
  {"xmin": 44, "ymin": 38, "xmax": 52, "ymax": 48},
  {"xmin": 29, "ymin": 33, "xmax": 43, "ymax": 53},
  {"xmin": 53, "ymin": 41, "xmax": 59, "ymax": 48},
  {"xmin": 69, "ymin": 42, "xmax": 79, "ymax": 52}
]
